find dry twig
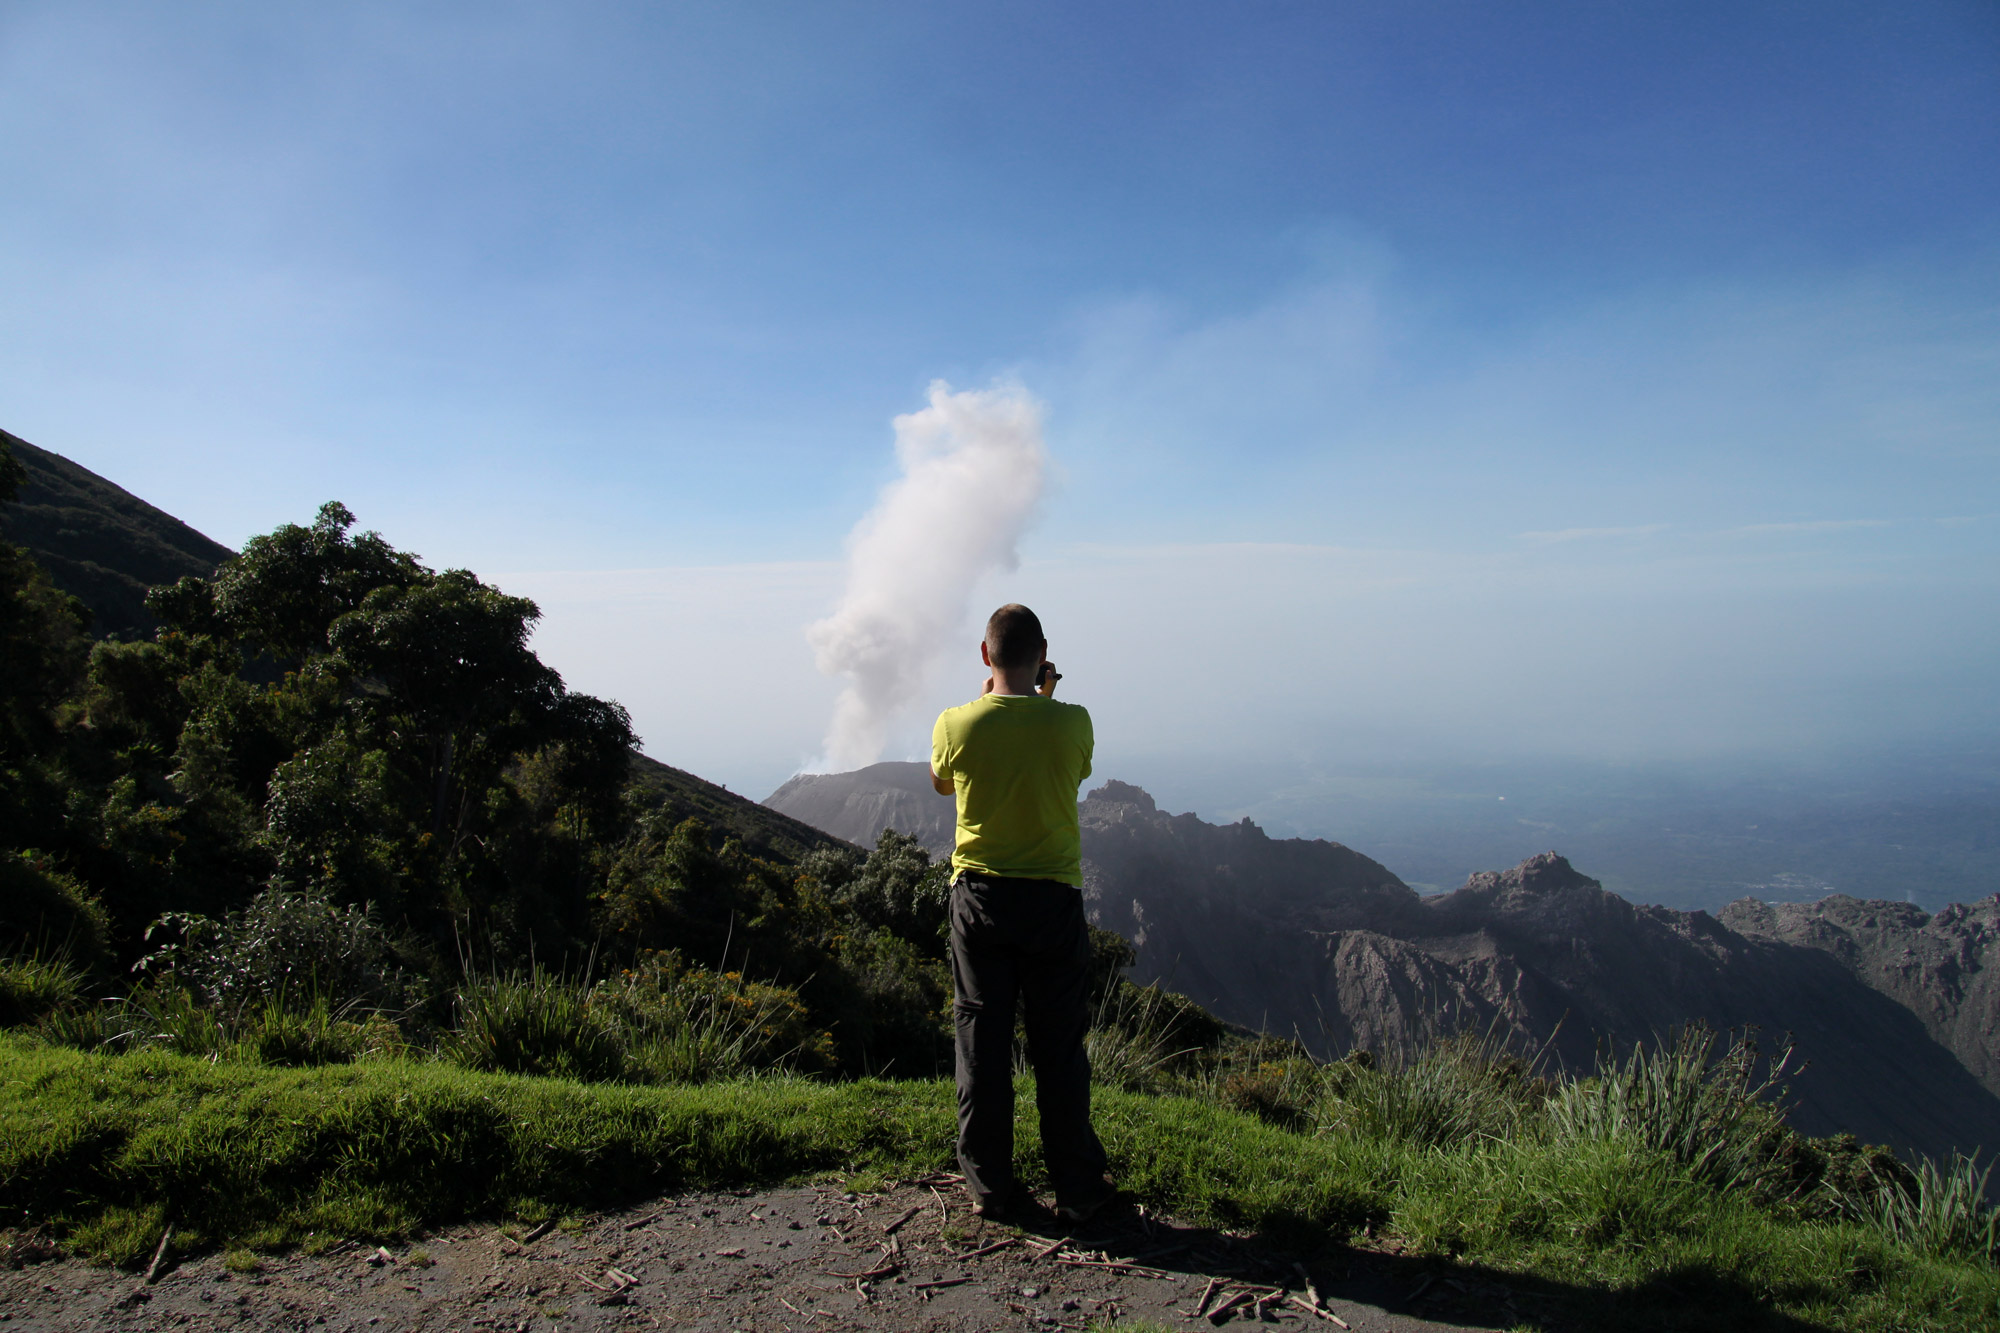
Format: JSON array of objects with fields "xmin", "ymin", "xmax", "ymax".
[
  {"xmin": 825, "ymin": 1260, "xmax": 900, "ymax": 1280},
  {"xmin": 142, "ymin": 1229, "xmax": 173, "ymax": 1285},
  {"xmin": 1287, "ymin": 1295, "xmax": 1350, "ymax": 1328}
]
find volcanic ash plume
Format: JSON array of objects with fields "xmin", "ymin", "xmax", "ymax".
[{"xmin": 807, "ymin": 380, "xmax": 1048, "ymax": 771}]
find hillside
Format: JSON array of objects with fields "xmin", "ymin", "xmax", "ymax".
[
  {"xmin": 0, "ymin": 428, "xmax": 235, "ymax": 638},
  {"xmin": 632, "ymin": 753, "xmax": 856, "ymax": 863},
  {"xmin": 765, "ymin": 761, "xmax": 956, "ymax": 854},
  {"xmin": 769, "ymin": 764, "xmax": 2000, "ymax": 1164}
]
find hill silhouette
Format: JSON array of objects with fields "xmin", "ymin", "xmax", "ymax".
[{"xmin": 0, "ymin": 428, "xmax": 234, "ymax": 639}]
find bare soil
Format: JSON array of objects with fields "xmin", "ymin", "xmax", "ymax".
[{"xmin": 0, "ymin": 1179, "xmax": 1536, "ymax": 1333}]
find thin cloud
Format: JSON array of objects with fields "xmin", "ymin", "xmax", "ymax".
[
  {"xmin": 1727, "ymin": 519, "xmax": 1891, "ymax": 536},
  {"xmin": 1517, "ymin": 524, "xmax": 1669, "ymax": 544}
]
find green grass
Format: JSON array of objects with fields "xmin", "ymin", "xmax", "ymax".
[{"xmin": 4, "ymin": 1033, "xmax": 1997, "ymax": 1330}]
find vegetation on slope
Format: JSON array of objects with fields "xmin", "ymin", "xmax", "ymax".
[
  {"xmin": 0, "ymin": 450, "xmax": 966, "ymax": 1075},
  {"xmin": 0, "ymin": 429, "xmax": 235, "ymax": 640}
]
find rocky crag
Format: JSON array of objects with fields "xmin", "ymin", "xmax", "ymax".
[
  {"xmin": 766, "ymin": 764, "xmax": 2000, "ymax": 1163},
  {"xmin": 1723, "ymin": 894, "xmax": 2000, "ymax": 1098}
]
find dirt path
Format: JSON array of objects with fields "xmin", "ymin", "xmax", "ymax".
[{"xmin": 0, "ymin": 1179, "xmax": 1539, "ymax": 1333}]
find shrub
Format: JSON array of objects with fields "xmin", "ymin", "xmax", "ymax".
[
  {"xmin": 601, "ymin": 952, "xmax": 834, "ymax": 1082},
  {"xmin": 0, "ymin": 854, "xmax": 111, "ymax": 972},
  {"xmin": 133, "ymin": 887, "xmax": 419, "ymax": 1021}
]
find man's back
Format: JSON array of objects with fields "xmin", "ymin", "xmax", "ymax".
[{"xmin": 931, "ymin": 692, "xmax": 1093, "ymax": 886}]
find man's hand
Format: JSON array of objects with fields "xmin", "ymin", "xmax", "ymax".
[{"xmin": 1037, "ymin": 661, "xmax": 1061, "ymax": 698}]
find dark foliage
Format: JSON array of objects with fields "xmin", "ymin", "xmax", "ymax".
[
  {"xmin": 0, "ymin": 429, "xmax": 233, "ymax": 640},
  {"xmin": 0, "ymin": 495, "xmax": 1006, "ymax": 1078}
]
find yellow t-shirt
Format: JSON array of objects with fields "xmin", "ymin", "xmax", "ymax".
[{"xmin": 930, "ymin": 692, "xmax": 1094, "ymax": 886}]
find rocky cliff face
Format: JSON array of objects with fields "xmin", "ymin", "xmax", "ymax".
[
  {"xmin": 1722, "ymin": 893, "xmax": 2000, "ymax": 1096},
  {"xmin": 767, "ymin": 767, "xmax": 2000, "ymax": 1162}
]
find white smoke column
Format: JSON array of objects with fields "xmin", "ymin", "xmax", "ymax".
[{"xmin": 807, "ymin": 380, "xmax": 1048, "ymax": 771}]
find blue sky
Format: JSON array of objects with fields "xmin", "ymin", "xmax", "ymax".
[{"xmin": 3, "ymin": 3, "xmax": 1997, "ymax": 801}]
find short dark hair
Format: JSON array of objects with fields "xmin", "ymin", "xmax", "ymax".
[{"xmin": 984, "ymin": 604, "xmax": 1045, "ymax": 669}]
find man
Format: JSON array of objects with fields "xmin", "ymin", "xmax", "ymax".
[{"xmin": 930, "ymin": 603, "xmax": 1113, "ymax": 1222}]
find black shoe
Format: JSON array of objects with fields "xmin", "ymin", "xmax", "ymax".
[
  {"xmin": 1054, "ymin": 1183, "xmax": 1118, "ymax": 1224},
  {"xmin": 970, "ymin": 1190, "xmax": 1017, "ymax": 1220}
]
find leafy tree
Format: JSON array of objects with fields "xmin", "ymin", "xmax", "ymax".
[{"xmin": 207, "ymin": 501, "xmax": 423, "ymax": 661}]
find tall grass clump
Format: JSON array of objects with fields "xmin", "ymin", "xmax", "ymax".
[
  {"xmin": 1843, "ymin": 1151, "xmax": 2000, "ymax": 1263},
  {"xmin": 1085, "ymin": 981, "xmax": 1220, "ymax": 1095},
  {"xmin": 1547, "ymin": 1025, "xmax": 1794, "ymax": 1192},
  {"xmin": 443, "ymin": 954, "xmax": 833, "ymax": 1084},
  {"xmin": 1315, "ymin": 1027, "xmax": 1546, "ymax": 1150},
  {"xmin": 445, "ymin": 968, "xmax": 623, "ymax": 1080},
  {"xmin": 0, "ymin": 952, "xmax": 84, "ymax": 1027}
]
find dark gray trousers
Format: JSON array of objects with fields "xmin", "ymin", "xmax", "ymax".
[{"xmin": 949, "ymin": 872, "xmax": 1109, "ymax": 1209}]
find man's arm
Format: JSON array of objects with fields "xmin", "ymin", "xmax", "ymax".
[{"xmin": 930, "ymin": 765, "xmax": 954, "ymax": 796}]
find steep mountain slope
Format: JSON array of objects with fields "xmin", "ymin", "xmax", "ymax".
[
  {"xmin": 769, "ymin": 765, "xmax": 2000, "ymax": 1162},
  {"xmin": 1723, "ymin": 893, "xmax": 2000, "ymax": 1095},
  {"xmin": 0, "ymin": 429, "xmax": 234, "ymax": 638},
  {"xmin": 765, "ymin": 761, "xmax": 956, "ymax": 855},
  {"xmin": 633, "ymin": 754, "xmax": 857, "ymax": 863}
]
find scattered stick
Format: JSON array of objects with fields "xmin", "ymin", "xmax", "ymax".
[
  {"xmin": 1406, "ymin": 1274, "xmax": 1436, "ymax": 1303},
  {"xmin": 142, "ymin": 1228, "xmax": 173, "ymax": 1284},
  {"xmin": 882, "ymin": 1205, "xmax": 922, "ymax": 1235},
  {"xmin": 573, "ymin": 1271, "xmax": 613, "ymax": 1292},
  {"xmin": 957, "ymin": 1236, "xmax": 1019, "ymax": 1260},
  {"xmin": 1055, "ymin": 1257, "xmax": 1172, "ymax": 1278},
  {"xmin": 605, "ymin": 1266, "xmax": 640, "ymax": 1289},
  {"xmin": 824, "ymin": 1260, "xmax": 900, "ymax": 1280},
  {"xmin": 1292, "ymin": 1262, "xmax": 1321, "ymax": 1307},
  {"xmin": 1287, "ymin": 1295, "xmax": 1350, "ymax": 1328},
  {"xmin": 912, "ymin": 1276, "xmax": 974, "ymax": 1290},
  {"xmin": 1194, "ymin": 1277, "xmax": 1222, "ymax": 1317},
  {"xmin": 1031, "ymin": 1234, "xmax": 1070, "ymax": 1258},
  {"xmin": 521, "ymin": 1219, "xmax": 556, "ymax": 1244},
  {"xmin": 930, "ymin": 1186, "xmax": 949, "ymax": 1227},
  {"xmin": 622, "ymin": 1211, "xmax": 662, "ymax": 1231},
  {"xmin": 1207, "ymin": 1288, "xmax": 1253, "ymax": 1323}
]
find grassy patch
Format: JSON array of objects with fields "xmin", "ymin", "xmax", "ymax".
[{"xmin": 4, "ymin": 1034, "xmax": 1998, "ymax": 1330}]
